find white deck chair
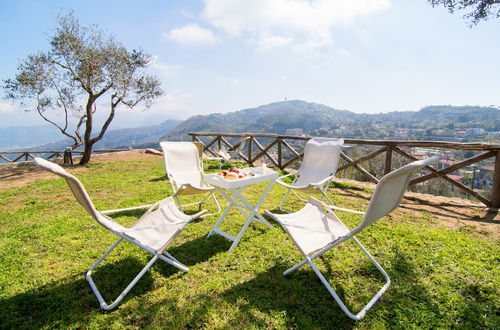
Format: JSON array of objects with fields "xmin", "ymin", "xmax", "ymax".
[
  {"xmin": 33, "ymin": 157, "xmax": 206, "ymax": 310},
  {"xmin": 277, "ymin": 138, "xmax": 344, "ymax": 211},
  {"xmin": 265, "ymin": 156, "xmax": 439, "ymax": 320},
  {"xmin": 217, "ymin": 137, "xmax": 250, "ymax": 168},
  {"xmin": 160, "ymin": 141, "xmax": 220, "ymax": 216}
]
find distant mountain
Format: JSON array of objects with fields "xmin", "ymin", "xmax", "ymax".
[
  {"xmin": 32, "ymin": 119, "xmax": 182, "ymax": 151},
  {"xmin": 160, "ymin": 101, "xmax": 500, "ymax": 142},
  {"xmin": 0, "ymin": 125, "xmax": 63, "ymax": 150},
  {"xmin": 6, "ymin": 101, "xmax": 500, "ymax": 152},
  {"xmin": 161, "ymin": 100, "xmax": 359, "ymax": 140}
]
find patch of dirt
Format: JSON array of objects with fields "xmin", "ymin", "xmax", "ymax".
[
  {"xmin": 331, "ymin": 179, "xmax": 499, "ymax": 239},
  {"xmin": 1, "ymin": 150, "xmax": 498, "ymax": 238},
  {"xmin": 0, "ymin": 150, "xmax": 159, "ymax": 190}
]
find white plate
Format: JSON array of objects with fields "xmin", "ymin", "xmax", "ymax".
[{"xmin": 204, "ymin": 168, "xmax": 279, "ymax": 189}]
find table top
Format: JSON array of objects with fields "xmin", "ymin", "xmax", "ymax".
[{"xmin": 204, "ymin": 167, "xmax": 279, "ymax": 189}]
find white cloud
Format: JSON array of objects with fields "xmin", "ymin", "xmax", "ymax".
[
  {"xmin": 150, "ymin": 55, "xmax": 182, "ymax": 77},
  {"xmin": 203, "ymin": 0, "xmax": 390, "ymax": 52},
  {"xmin": 164, "ymin": 23, "xmax": 219, "ymax": 46},
  {"xmin": 257, "ymin": 34, "xmax": 293, "ymax": 50},
  {"xmin": 150, "ymin": 90, "xmax": 193, "ymax": 113},
  {"xmin": 0, "ymin": 102, "xmax": 14, "ymax": 114}
]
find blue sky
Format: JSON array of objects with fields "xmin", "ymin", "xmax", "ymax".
[{"xmin": 1, "ymin": 0, "xmax": 499, "ymax": 128}]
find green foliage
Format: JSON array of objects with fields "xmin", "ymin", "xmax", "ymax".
[
  {"xmin": 0, "ymin": 158, "xmax": 498, "ymax": 328},
  {"xmin": 428, "ymin": 0, "xmax": 500, "ymax": 25}
]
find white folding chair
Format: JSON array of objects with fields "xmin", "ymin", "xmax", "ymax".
[
  {"xmin": 160, "ymin": 141, "xmax": 221, "ymax": 216},
  {"xmin": 34, "ymin": 157, "xmax": 206, "ymax": 310},
  {"xmin": 217, "ymin": 137, "xmax": 250, "ymax": 168},
  {"xmin": 277, "ymin": 138, "xmax": 343, "ymax": 211},
  {"xmin": 265, "ymin": 156, "xmax": 439, "ymax": 320}
]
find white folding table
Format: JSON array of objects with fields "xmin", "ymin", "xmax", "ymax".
[{"xmin": 204, "ymin": 167, "xmax": 279, "ymax": 252}]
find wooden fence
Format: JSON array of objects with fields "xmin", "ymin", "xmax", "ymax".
[
  {"xmin": 0, "ymin": 149, "xmax": 129, "ymax": 165},
  {"xmin": 189, "ymin": 132, "xmax": 500, "ymax": 209}
]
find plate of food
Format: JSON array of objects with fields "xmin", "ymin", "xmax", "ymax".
[
  {"xmin": 204, "ymin": 166, "xmax": 278, "ymax": 189},
  {"xmin": 216, "ymin": 167, "xmax": 256, "ymax": 180}
]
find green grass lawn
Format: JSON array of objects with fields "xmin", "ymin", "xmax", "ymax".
[{"xmin": 0, "ymin": 158, "xmax": 498, "ymax": 329}]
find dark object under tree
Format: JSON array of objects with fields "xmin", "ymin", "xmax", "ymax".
[{"xmin": 3, "ymin": 12, "xmax": 162, "ymax": 165}]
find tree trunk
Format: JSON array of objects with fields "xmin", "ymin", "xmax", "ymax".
[
  {"xmin": 79, "ymin": 142, "xmax": 94, "ymax": 165},
  {"xmin": 79, "ymin": 95, "xmax": 95, "ymax": 165}
]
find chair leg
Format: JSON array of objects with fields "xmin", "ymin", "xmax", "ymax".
[
  {"xmin": 319, "ymin": 188, "xmax": 335, "ymax": 206},
  {"xmin": 284, "ymin": 242, "xmax": 391, "ymax": 320},
  {"xmin": 279, "ymin": 189, "xmax": 312, "ymax": 213},
  {"xmin": 210, "ymin": 192, "xmax": 221, "ymax": 215},
  {"xmin": 174, "ymin": 195, "xmax": 184, "ymax": 212},
  {"xmin": 85, "ymin": 238, "xmax": 189, "ymax": 310},
  {"xmin": 175, "ymin": 192, "xmax": 221, "ymax": 217},
  {"xmin": 278, "ymin": 188, "xmax": 292, "ymax": 212}
]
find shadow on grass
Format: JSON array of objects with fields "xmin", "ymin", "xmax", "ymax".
[
  {"xmin": 156, "ymin": 235, "xmax": 231, "ymax": 276},
  {"xmin": 149, "ymin": 176, "xmax": 167, "ymax": 182},
  {"xmin": 218, "ymin": 264, "xmax": 357, "ymax": 328},
  {"xmin": 215, "ymin": 244, "xmax": 496, "ymax": 328},
  {"xmin": 0, "ymin": 233, "xmax": 230, "ymax": 329},
  {"xmin": 0, "ymin": 257, "xmax": 154, "ymax": 329}
]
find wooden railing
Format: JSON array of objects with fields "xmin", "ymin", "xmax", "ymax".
[
  {"xmin": 189, "ymin": 132, "xmax": 500, "ymax": 209},
  {"xmin": 0, "ymin": 149, "xmax": 129, "ymax": 165}
]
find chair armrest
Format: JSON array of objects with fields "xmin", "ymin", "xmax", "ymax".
[
  {"xmin": 275, "ymin": 178, "xmax": 308, "ymax": 190},
  {"xmin": 311, "ymin": 175, "xmax": 335, "ymax": 187},
  {"xmin": 309, "ymin": 196, "xmax": 365, "ymax": 215},
  {"xmin": 322, "ymin": 204, "xmax": 365, "ymax": 215},
  {"xmin": 279, "ymin": 173, "xmax": 294, "ymax": 179},
  {"xmin": 191, "ymin": 209, "xmax": 208, "ymax": 219}
]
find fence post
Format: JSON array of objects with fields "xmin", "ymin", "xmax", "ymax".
[
  {"xmin": 63, "ymin": 147, "xmax": 73, "ymax": 165},
  {"xmin": 490, "ymin": 151, "xmax": 500, "ymax": 209},
  {"xmin": 277, "ymin": 138, "xmax": 282, "ymax": 169},
  {"xmin": 247, "ymin": 137, "xmax": 253, "ymax": 165},
  {"xmin": 384, "ymin": 146, "xmax": 392, "ymax": 175}
]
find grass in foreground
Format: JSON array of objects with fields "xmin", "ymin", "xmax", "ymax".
[{"xmin": 0, "ymin": 158, "xmax": 498, "ymax": 329}]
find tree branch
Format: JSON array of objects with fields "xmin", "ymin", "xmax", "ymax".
[
  {"xmin": 52, "ymin": 59, "xmax": 91, "ymax": 93},
  {"xmin": 35, "ymin": 94, "xmax": 79, "ymax": 145},
  {"xmin": 90, "ymin": 94, "xmax": 118, "ymax": 144}
]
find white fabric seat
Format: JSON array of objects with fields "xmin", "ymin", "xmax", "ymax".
[
  {"xmin": 275, "ymin": 201, "xmax": 350, "ymax": 255},
  {"xmin": 277, "ymin": 138, "xmax": 343, "ymax": 211},
  {"xmin": 34, "ymin": 157, "xmax": 206, "ymax": 310},
  {"xmin": 266, "ymin": 156, "xmax": 439, "ymax": 320},
  {"xmin": 160, "ymin": 141, "xmax": 220, "ymax": 215}
]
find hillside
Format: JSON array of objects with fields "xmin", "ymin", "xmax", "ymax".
[
  {"xmin": 161, "ymin": 100, "xmax": 359, "ymax": 140},
  {"xmin": 162, "ymin": 101, "xmax": 500, "ymax": 142},
  {"xmin": 5, "ymin": 101, "xmax": 500, "ymax": 151},
  {"xmin": 32, "ymin": 119, "xmax": 181, "ymax": 151}
]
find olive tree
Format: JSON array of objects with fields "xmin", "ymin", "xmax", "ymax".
[
  {"xmin": 3, "ymin": 12, "xmax": 162, "ymax": 164},
  {"xmin": 428, "ymin": 0, "xmax": 500, "ymax": 25}
]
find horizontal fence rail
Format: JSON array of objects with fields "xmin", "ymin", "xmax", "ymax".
[
  {"xmin": 189, "ymin": 132, "xmax": 500, "ymax": 209},
  {"xmin": 0, "ymin": 149, "xmax": 129, "ymax": 165}
]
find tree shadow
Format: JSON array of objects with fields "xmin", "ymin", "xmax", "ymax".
[
  {"xmin": 155, "ymin": 235, "xmax": 231, "ymax": 275},
  {"xmin": 0, "ymin": 232, "xmax": 232, "ymax": 329},
  {"xmin": 218, "ymin": 263, "xmax": 357, "ymax": 328},
  {"xmin": 149, "ymin": 176, "xmax": 167, "ymax": 182},
  {"xmin": 0, "ymin": 257, "xmax": 155, "ymax": 329}
]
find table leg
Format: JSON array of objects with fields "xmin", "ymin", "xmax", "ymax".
[
  {"xmin": 207, "ymin": 181, "xmax": 276, "ymax": 252},
  {"xmin": 207, "ymin": 192, "xmax": 234, "ymax": 238},
  {"xmin": 233, "ymin": 181, "xmax": 275, "ymax": 230}
]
